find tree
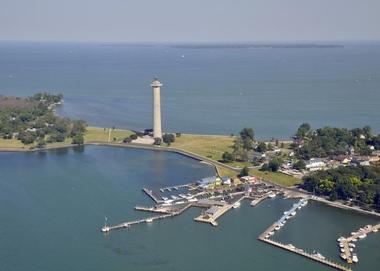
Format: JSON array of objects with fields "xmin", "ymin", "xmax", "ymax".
[
  {"xmin": 268, "ymin": 158, "xmax": 282, "ymax": 172},
  {"xmin": 72, "ymin": 134, "xmax": 84, "ymax": 145},
  {"xmin": 162, "ymin": 134, "xmax": 175, "ymax": 145},
  {"xmin": 239, "ymin": 128, "xmax": 254, "ymax": 141},
  {"xmin": 239, "ymin": 166, "xmax": 250, "ymax": 177},
  {"xmin": 222, "ymin": 151, "xmax": 234, "ymax": 163},
  {"xmin": 296, "ymin": 123, "xmax": 311, "ymax": 139},
  {"xmin": 70, "ymin": 120, "xmax": 87, "ymax": 137},
  {"xmin": 36, "ymin": 139, "xmax": 46, "ymax": 148},
  {"xmin": 256, "ymin": 142, "xmax": 267, "ymax": 153},
  {"xmin": 293, "ymin": 160, "xmax": 306, "ymax": 170}
]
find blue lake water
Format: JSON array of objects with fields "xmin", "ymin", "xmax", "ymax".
[
  {"xmin": 1, "ymin": 42, "xmax": 380, "ymax": 138},
  {"xmin": 0, "ymin": 146, "xmax": 379, "ymax": 271}
]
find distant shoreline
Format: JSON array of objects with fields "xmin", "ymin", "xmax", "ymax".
[{"xmin": 172, "ymin": 44, "xmax": 344, "ymax": 49}]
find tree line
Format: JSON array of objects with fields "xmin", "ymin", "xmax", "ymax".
[{"xmin": 0, "ymin": 93, "xmax": 87, "ymax": 147}]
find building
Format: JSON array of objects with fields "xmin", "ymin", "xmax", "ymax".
[
  {"xmin": 221, "ymin": 176, "xmax": 231, "ymax": 185},
  {"xmin": 151, "ymin": 78, "xmax": 163, "ymax": 139},
  {"xmin": 197, "ymin": 176, "xmax": 218, "ymax": 189},
  {"xmin": 305, "ymin": 158, "xmax": 326, "ymax": 171}
]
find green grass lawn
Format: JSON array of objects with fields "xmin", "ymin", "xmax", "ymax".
[
  {"xmin": 171, "ymin": 134, "xmax": 235, "ymax": 162},
  {"xmin": 84, "ymin": 127, "xmax": 133, "ymax": 143},
  {"xmin": 250, "ymin": 168, "xmax": 302, "ymax": 187},
  {"xmin": 0, "ymin": 127, "xmax": 134, "ymax": 150}
]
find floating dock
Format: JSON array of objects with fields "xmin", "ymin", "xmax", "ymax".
[
  {"xmin": 259, "ymin": 237, "xmax": 352, "ymax": 271},
  {"xmin": 258, "ymin": 198, "xmax": 351, "ymax": 271},
  {"xmin": 338, "ymin": 223, "xmax": 380, "ymax": 264}
]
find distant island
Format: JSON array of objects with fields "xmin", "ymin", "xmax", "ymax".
[{"xmin": 172, "ymin": 43, "xmax": 344, "ymax": 49}]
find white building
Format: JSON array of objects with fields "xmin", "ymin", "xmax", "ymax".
[{"xmin": 305, "ymin": 158, "xmax": 326, "ymax": 171}]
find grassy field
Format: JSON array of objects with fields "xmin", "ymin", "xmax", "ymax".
[
  {"xmin": 0, "ymin": 138, "xmax": 29, "ymax": 149},
  {"xmin": 171, "ymin": 134, "xmax": 235, "ymax": 162},
  {"xmin": 0, "ymin": 127, "xmax": 134, "ymax": 150},
  {"xmin": 85, "ymin": 127, "xmax": 133, "ymax": 142},
  {"xmin": 249, "ymin": 168, "xmax": 302, "ymax": 187}
]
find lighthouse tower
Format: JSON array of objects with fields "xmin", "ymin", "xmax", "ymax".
[{"xmin": 151, "ymin": 78, "xmax": 162, "ymax": 139}]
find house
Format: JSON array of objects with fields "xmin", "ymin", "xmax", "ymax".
[
  {"xmin": 196, "ymin": 176, "xmax": 220, "ymax": 189},
  {"xmin": 221, "ymin": 176, "xmax": 231, "ymax": 186},
  {"xmin": 351, "ymin": 157, "xmax": 370, "ymax": 166},
  {"xmin": 305, "ymin": 158, "xmax": 326, "ymax": 171},
  {"xmin": 240, "ymin": 175, "xmax": 259, "ymax": 183},
  {"xmin": 332, "ymin": 155, "xmax": 352, "ymax": 165}
]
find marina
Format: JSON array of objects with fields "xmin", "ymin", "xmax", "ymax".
[
  {"xmin": 337, "ymin": 223, "xmax": 380, "ymax": 264},
  {"xmin": 258, "ymin": 198, "xmax": 352, "ymax": 271}
]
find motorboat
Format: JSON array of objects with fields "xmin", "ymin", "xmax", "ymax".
[
  {"xmin": 352, "ymin": 254, "xmax": 359, "ymax": 263},
  {"xmin": 233, "ymin": 201, "xmax": 241, "ymax": 208}
]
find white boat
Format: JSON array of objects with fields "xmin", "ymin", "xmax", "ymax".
[
  {"xmin": 358, "ymin": 234, "xmax": 367, "ymax": 239},
  {"xmin": 339, "ymin": 243, "xmax": 344, "ymax": 248},
  {"xmin": 275, "ymin": 226, "xmax": 281, "ymax": 230},
  {"xmin": 340, "ymin": 253, "xmax": 347, "ymax": 260},
  {"xmin": 171, "ymin": 195, "xmax": 179, "ymax": 200},
  {"xmin": 146, "ymin": 218, "xmax": 153, "ymax": 223},
  {"xmin": 268, "ymin": 193, "xmax": 276, "ymax": 198},
  {"xmin": 337, "ymin": 237, "xmax": 345, "ymax": 242},
  {"xmin": 188, "ymin": 198, "xmax": 198, "ymax": 202},
  {"xmin": 233, "ymin": 202, "xmax": 241, "ymax": 208},
  {"xmin": 351, "ymin": 232, "xmax": 357, "ymax": 235},
  {"xmin": 301, "ymin": 200, "xmax": 308, "ymax": 207},
  {"xmin": 179, "ymin": 194, "xmax": 187, "ymax": 198},
  {"xmin": 349, "ymin": 243, "xmax": 356, "ymax": 248},
  {"xmin": 162, "ymin": 197, "xmax": 169, "ymax": 201},
  {"xmin": 349, "ymin": 248, "xmax": 353, "ymax": 252},
  {"xmin": 373, "ymin": 228, "xmax": 378, "ymax": 233},
  {"xmin": 160, "ymin": 189, "xmax": 164, "ymax": 193},
  {"xmin": 352, "ymin": 254, "xmax": 359, "ymax": 263},
  {"xmin": 340, "ymin": 248, "xmax": 345, "ymax": 253},
  {"xmin": 101, "ymin": 226, "xmax": 110, "ymax": 233},
  {"xmin": 290, "ymin": 211, "xmax": 296, "ymax": 216},
  {"xmin": 176, "ymin": 201, "xmax": 185, "ymax": 204}
]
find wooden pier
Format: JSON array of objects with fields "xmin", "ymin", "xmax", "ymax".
[{"xmin": 102, "ymin": 204, "xmax": 192, "ymax": 232}]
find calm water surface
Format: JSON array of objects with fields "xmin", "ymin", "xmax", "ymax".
[
  {"xmin": 0, "ymin": 146, "xmax": 379, "ymax": 271},
  {"xmin": 1, "ymin": 42, "xmax": 380, "ymax": 138}
]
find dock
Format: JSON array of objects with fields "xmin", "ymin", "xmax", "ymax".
[
  {"xmin": 142, "ymin": 188, "xmax": 162, "ymax": 203},
  {"xmin": 250, "ymin": 192, "xmax": 272, "ymax": 206},
  {"xmin": 160, "ymin": 184, "xmax": 190, "ymax": 192},
  {"xmin": 338, "ymin": 223, "xmax": 380, "ymax": 264},
  {"xmin": 193, "ymin": 196, "xmax": 246, "ymax": 226},
  {"xmin": 102, "ymin": 204, "xmax": 192, "ymax": 232},
  {"xmin": 257, "ymin": 198, "xmax": 351, "ymax": 271},
  {"xmin": 259, "ymin": 237, "xmax": 352, "ymax": 271}
]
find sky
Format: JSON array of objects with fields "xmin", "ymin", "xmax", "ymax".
[{"xmin": 0, "ymin": 0, "xmax": 379, "ymax": 43}]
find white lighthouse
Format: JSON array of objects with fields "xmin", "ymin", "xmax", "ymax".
[{"xmin": 151, "ymin": 78, "xmax": 162, "ymax": 139}]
